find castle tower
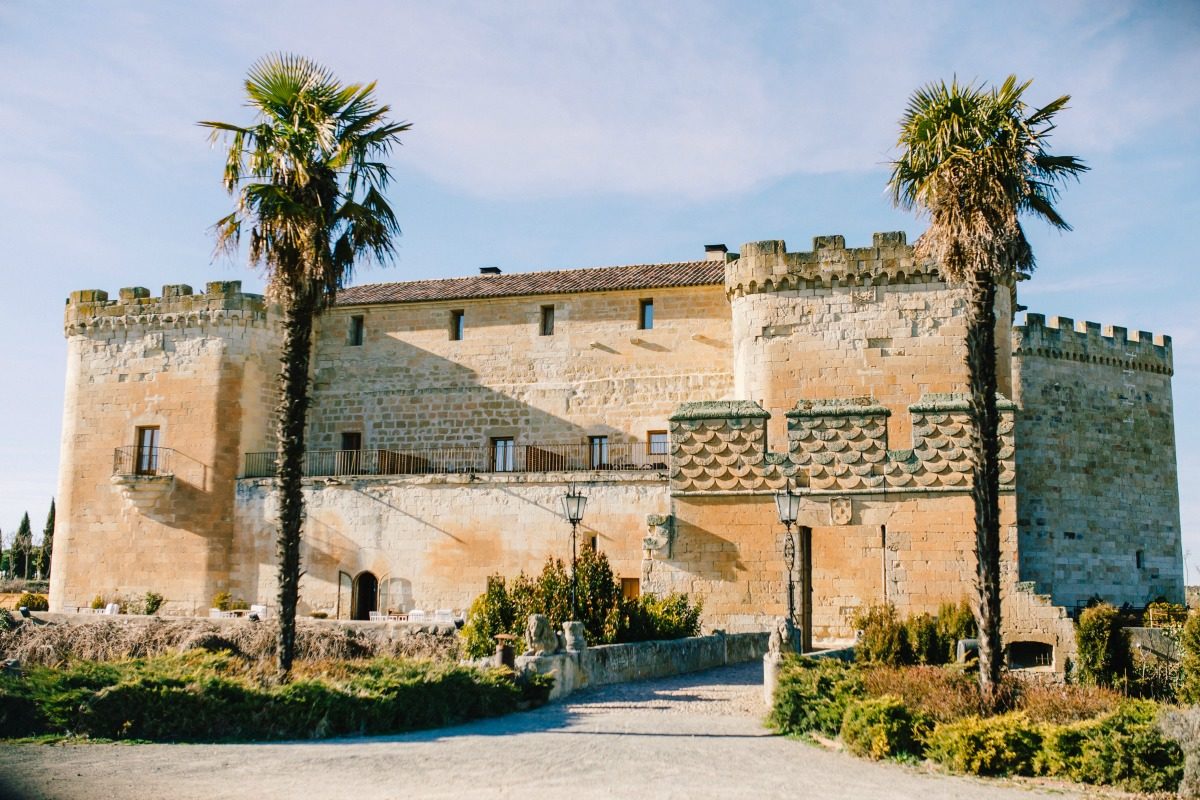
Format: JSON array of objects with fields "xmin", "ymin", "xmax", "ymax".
[
  {"xmin": 1012, "ymin": 314, "xmax": 1183, "ymax": 607},
  {"xmin": 50, "ymin": 282, "xmax": 279, "ymax": 613},
  {"xmin": 725, "ymin": 232, "xmax": 1013, "ymax": 448}
]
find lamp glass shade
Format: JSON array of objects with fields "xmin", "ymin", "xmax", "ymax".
[
  {"xmin": 774, "ymin": 488, "xmax": 800, "ymax": 525},
  {"xmin": 562, "ymin": 490, "xmax": 587, "ymax": 523}
]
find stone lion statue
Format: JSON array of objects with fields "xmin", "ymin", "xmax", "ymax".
[
  {"xmin": 767, "ymin": 617, "xmax": 798, "ymax": 656},
  {"xmin": 524, "ymin": 613, "xmax": 560, "ymax": 656}
]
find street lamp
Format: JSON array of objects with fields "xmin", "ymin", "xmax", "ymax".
[
  {"xmin": 561, "ymin": 482, "xmax": 588, "ymax": 618},
  {"xmin": 774, "ymin": 483, "xmax": 801, "ymax": 625}
]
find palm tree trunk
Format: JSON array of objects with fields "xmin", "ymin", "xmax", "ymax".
[
  {"xmin": 275, "ymin": 287, "xmax": 317, "ymax": 681},
  {"xmin": 965, "ymin": 271, "xmax": 1003, "ymax": 705}
]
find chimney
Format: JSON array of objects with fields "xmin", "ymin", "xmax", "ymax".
[
  {"xmin": 704, "ymin": 244, "xmax": 728, "ymax": 262},
  {"xmin": 479, "ymin": 266, "xmax": 502, "ymax": 275}
]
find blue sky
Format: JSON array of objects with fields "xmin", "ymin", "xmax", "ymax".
[{"xmin": 1, "ymin": 2, "xmax": 1197, "ymax": 571}]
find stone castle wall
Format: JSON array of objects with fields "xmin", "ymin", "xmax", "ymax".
[
  {"xmin": 726, "ymin": 232, "xmax": 1012, "ymax": 447},
  {"xmin": 49, "ymin": 283, "xmax": 279, "ymax": 613},
  {"xmin": 1012, "ymin": 313, "xmax": 1183, "ymax": 608},
  {"xmin": 306, "ymin": 284, "xmax": 733, "ymax": 452},
  {"xmin": 232, "ymin": 472, "xmax": 666, "ymax": 616}
]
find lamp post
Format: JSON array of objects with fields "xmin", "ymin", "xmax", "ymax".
[
  {"xmin": 774, "ymin": 483, "xmax": 801, "ymax": 626},
  {"xmin": 561, "ymin": 482, "xmax": 588, "ymax": 618}
]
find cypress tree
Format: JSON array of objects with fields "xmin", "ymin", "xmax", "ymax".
[
  {"xmin": 40, "ymin": 499, "xmax": 55, "ymax": 579},
  {"xmin": 14, "ymin": 513, "xmax": 33, "ymax": 580}
]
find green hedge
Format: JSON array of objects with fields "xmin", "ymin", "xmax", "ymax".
[
  {"xmin": 768, "ymin": 656, "xmax": 864, "ymax": 736},
  {"xmin": 1038, "ymin": 701, "xmax": 1182, "ymax": 793},
  {"xmin": 853, "ymin": 601, "xmax": 975, "ymax": 667},
  {"xmin": 0, "ymin": 652, "xmax": 553, "ymax": 742},
  {"xmin": 924, "ymin": 712, "xmax": 1043, "ymax": 776},
  {"xmin": 840, "ymin": 694, "xmax": 929, "ymax": 760},
  {"xmin": 1075, "ymin": 603, "xmax": 1131, "ymax": 688}
]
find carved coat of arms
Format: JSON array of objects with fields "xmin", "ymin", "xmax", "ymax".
[{"xmin": 830, "ymin": 497, "xmax": 852, "ymax": 525}]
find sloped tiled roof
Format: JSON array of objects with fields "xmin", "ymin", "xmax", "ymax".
[{"xmin": 336, "ymin": 261, "xmax": 725, "ymax": 306}]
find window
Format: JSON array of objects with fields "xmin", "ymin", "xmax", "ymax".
[
  {"xmin": 348, "ymin": 315, "xmax": 364, "ymax": 346},
  {"xmin": 341, "ymin": 432, "xmax": 362, "ymax": 451},
  {"xmin": 639, "ymin": 298, "xmax": 654, "ymax": 330},
  {"xmin": 621, "ymin": 578, "xmax": 640, "ymax": 600},
  {"xmin": 491, "ymin": 437, "xmax": 515, "ymax": 472},
  {"xmin": 589, "ymin": 435, "xmax": 609, "ymax": 469},
  {"xmin": 588, "ymin": 535, "xmax": 598, "ymax": 551},
  {"xmin": 647, "ymin": 430, "xmax": 669, "ymax": 455},
  {"xmin": 1136, "ymin": 550, "xmax": 1145, "ymax": 569},
  {"xmin": 450, "ymin": 310, "xmax": 465, "ymax": 341},
  {"xmin": 540, "ymin": 305, "xmax": 555, "ymax": 336},
  {"xmin": 135, "ymin": 426, "xmax": 160, "ymax": 475}
]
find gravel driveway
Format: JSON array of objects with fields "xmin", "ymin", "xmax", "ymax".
[{"xmin": 0, "ymin": 661, "xmax": 1089, "ymax": 800}]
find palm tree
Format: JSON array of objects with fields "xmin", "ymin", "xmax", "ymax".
[
  {"xmin": 888, "ymin": 76, "xmax": 1086, "ymax": 703},
  {"xmin": 201, "ymin": 54, "xmax": 410, "ymax": 679}
]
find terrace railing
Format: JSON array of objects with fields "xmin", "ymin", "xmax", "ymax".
[{"xmin": 242, "ymin": 442, "xmax": 669, "ymax": 479}]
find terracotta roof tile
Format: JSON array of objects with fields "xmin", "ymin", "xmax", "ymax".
[{"xmin": 336, "ymin": 261, "xmax": 725, "ymax": 306}]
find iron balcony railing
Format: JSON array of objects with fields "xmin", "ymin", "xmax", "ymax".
[
  {"xmin": 113, "ymin": 446, "xmax": 174, "ymax": 478},
  {"xmin": 242, "ymin": 442, "xmax": 669, "ymax": 479}
]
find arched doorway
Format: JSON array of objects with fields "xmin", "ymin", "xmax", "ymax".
[{"xmin": 351, "ymin": 571, "xmax": 378, "ymax": 621}]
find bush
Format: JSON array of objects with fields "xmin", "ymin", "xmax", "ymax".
[
  {"xmin": 925, "ymin": 712, "xmax": 1042, "ymax": 776},
  {"xmin": 460, "ymin": 552, "xmax": 702, "ymax": 659},
  {"xmin": 1014, "ymin": 681, "xmax": 1121, "ymax": 725},
  {"xmin": 860, "ymin": 665, "xmax": 982, "ymax": 723},
  {"xmin": 935, "ymin": 599, "xmax": 976, "ymax": 662},
  {"xmin": 854, "ymin": 604, "xmax": 909, "ymax": 666},
  {"xmin": 90, "ymin": 594, "xmax": 105, "ymax": 610},
  {"xmin": 1180, "ymin": 612, "xmax": 1200, "ymax": 704},
  {"xmin": 1039, "ymin": 701, "xmax": 1182, "ymax": 793},
  {"xmin": 16, "ymin": 593, "xmax": 48, "ymax": 612},
  {"xmin": 0, "ymin": 653, "xmax": 553, "ymax": 741},
  {"xmin": 769, "ymin": 656, "xmax": 864, "ymax": 736},
  {"xmin": 1145, "ymin": 600, "xmax": 1188, "ymax": 628},
  {"xmin": 1075, "ymin": 603, "xmax": 1130, "ymax": 688},
  {"xmin": 904, "ymin": 613, "xmax": 943, "ymax": 666},
  {"xmin": 142, "ymin": 592, "xmax": 164, "ymax": 616},
  {"xmin": 840, "ymin": 694, "xmax": 930, "ymax": 760},
  {"xmin": 622, "ymin": 593, "xmax": 702, "ymax": 641}
]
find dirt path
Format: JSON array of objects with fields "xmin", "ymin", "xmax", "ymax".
[{"xmin": 0, "ymin": 661, "xmax": 1088, "ymax": 800}]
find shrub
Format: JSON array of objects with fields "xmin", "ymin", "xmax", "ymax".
[
  {"xmin": 1039, "ymin": 701, "xmax": 1182, "ymax": 793},
  {"xmin": 1180, "ymin": 612, "xmax": 1200, "ymax": 704},
  {"xmin": 935, "ymin": 599, "xmax": 976, "ymax": 662},
  {"xmin": 854, "ymin": 604, "xmax": 909, "ymax": 666},
  {"xmin": 925, "ymin": 712, "xmax": 1042, "ymax": 776},
  {"xmin": 0, "ymin": 653, "xmax": 553, "ymax": 741},
  {"xmin": 1075, "ymin": 603, "xmax": 1130, "ymax": 688},
  {"xmin": 0, "ymin": 609, "xmax": 14, "ymax": 632},
  {"xmin": 460, "ymin": 576, "xmax": 514, "ymax": 659},
  {"xmin": 1014, "ymin": 681, "xmax": 1121, "ymax": 725},
  {"xmin": 840, "ymin": 694, "xmax": 930, "ymax": 760},
  {"xmin": 142, "ymin": 592, "xmax": 164, "ymax": 616},
  {"xmin": 1145, "ymin": 600, "xmax": 1188, "ymax": 628},
  {"xmin": 16, "ymin": 593, "xmax": 48, "ymax": 612},
  {"xmin": 769, "ymin": 656, "xmax": 864, "ymax": 736},
  {"xmin": 622, "ymin": 593, "xmax": 702, "ymax": 641},
  {"xmin": 860, "ymin": 665, "xmax": 982, "ymax": 723},
  {"xmin": 904, "ymin": 613, "xmax": 943, "ymax": 666},
  {"xmin": 90, "ymin": 594, "xmax": 106, "ymax": 610}
]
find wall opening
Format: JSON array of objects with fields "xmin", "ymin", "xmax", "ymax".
[
  {"xmin": 1007, "ymin": 640, "xmax": 1054, "ymax": 669},
  {"xmin": 351, "ymin": 571, "xmax": 379, "ymax": 621}
]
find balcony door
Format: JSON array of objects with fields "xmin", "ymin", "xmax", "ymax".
[{"xmin": 135, "ymin": 426, "xmax": 160, "ymax": 475}]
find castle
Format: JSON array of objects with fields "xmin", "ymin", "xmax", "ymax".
[{"xmin": 50, "ymin": 231, "xmax": 1183, "ymax": 667}]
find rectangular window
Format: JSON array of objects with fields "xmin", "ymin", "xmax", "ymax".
[
  {"xmin": 348, "ymin": 315, "xmax": 364, "ymax": 346},
  {"xmin": 647, "ymin": 430, "xmax": 669, "ymax": 455},
  {"xmin": 540, "ymin": 305, "xmax": 555, "ymax": 336},
  {"xmin": 639, "ymin": 298, "xmax": 654, "ymax": 330},
  {"xmin": 135, "ymin": 426, "xmax": 160, "ymax": 475},
  {"xmin": 1136, "ymin": 550, "xmax": 1145, "ymax": 569},
  {"xmin": 621, "ymin": 578, "xmax": 640, "ymax": 600},
  {"xmin": 589, "ymin": 435, "xmax": 609, "ymax": 469},
  {"xmin": 340, "ymin": 432, "xmax": 362, "ymax": 451},
  {"xmin": 450, "ymin": 310, "xmax": 465, "ymax": 341},
  {"xmin": 588, "ymin": 535, "xmax": 598, "ymax": 551},
  {"xmin": 491, "ymin": 437, "xmax": 515, "ymax": 472}
]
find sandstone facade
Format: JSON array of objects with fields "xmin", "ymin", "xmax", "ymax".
[{"xmin": 51, "ymin": 232, "xmax": 1184, "ymax": 667}]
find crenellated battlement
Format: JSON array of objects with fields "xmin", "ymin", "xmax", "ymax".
[
  {"xmin": 1013, "ymin": 313, "xmax": 1172, "ymax": 375},
  {"xmin": 64, "ymin": 281, "xmax": 272, "ymax": 336},
  {"xmin": 724, "ymin": 231, "xmax": 941, "ymax": 298},
  {"xmin": 670, "ymin": 394, "xmax": 1015, "ymax": 496}
]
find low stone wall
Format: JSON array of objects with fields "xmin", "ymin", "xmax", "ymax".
[
  {"xmin": 518, "ymin": 631, "xmax": 769, "ymax": 701},
  {"xmin": 1128, "ymin": 626, "xmax": 1181, "ymax": 663}
]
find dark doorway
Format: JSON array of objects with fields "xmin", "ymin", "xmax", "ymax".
[
  {"xmin": 351, "ymin": 571, "xmax": 378, "ymax": 621},
  {"xmin": 798, "ymin": 526, "xmax": 813, "ymax": 652}
]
